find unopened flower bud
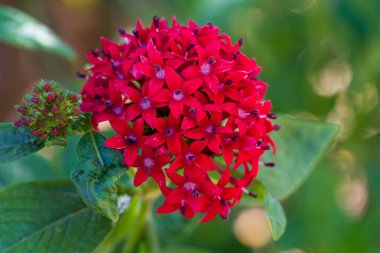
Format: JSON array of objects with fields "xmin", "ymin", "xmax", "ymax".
[
  {"xmin": 31, "ymin": 97, "xmax": 42, "ymax": 105},
  {"xmin": 52, "ymin": 106, "xmax": 59, "ymax": 114},
  {"xmin": 46, "ymin": 93, "xmax": 56, "ymax": 104},
  {"xmin": 44, "ymin": 83, "xmax": 52, "ymax": 92},
  {"xmin": 16, "ymin": 106, "xmax": 26, "ymax": 115},
  {"xmin": 70, "ymin": 93, "xmax": 78, "ymax": 102},
  {"xmin": 51, "ymin": 128, "xmax": 59, "ymax": 136}
]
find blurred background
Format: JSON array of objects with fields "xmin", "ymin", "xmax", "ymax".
[{"xmin": 0, "ymin": 0, "xmax": 379, "ymax": 252}]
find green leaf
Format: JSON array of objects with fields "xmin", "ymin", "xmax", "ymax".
[
  {"xmin": 258, "ymin": 115, "xmax": 340, "ymax": 200},
  {"xmin": 0, "ymin": 5, "xmax": 76, "ymax": 61},
  {"xmin": 0, "ymin": 123, "xmax": 44, "ymax": 164},
  {"xmin": 0, "ymin": 180, "xmax": 112, "ymax": 253},
  {"xmin": 263, "ymin": 191, "xmax": 287, "ymax": 241},
  {"xmin": 70, "ymin": 131, "xmax": 127, "ymax": 222}
]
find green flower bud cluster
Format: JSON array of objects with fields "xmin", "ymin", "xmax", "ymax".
[{"xmin": 14, "ymin": 80, "xmax": 87, "ymax": 146}]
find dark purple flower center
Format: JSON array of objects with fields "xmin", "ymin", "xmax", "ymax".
[
  {"xmin": 250, "ymin": 109, "xmax": 259, "ymax": 117},
  {"xmin": 208, "ymin": 56, "xmax": 216, "ymax": 64},
  {"xmin": 165, "ymin": 127, "xmax": 174, "ymax": 137},
  {"xmin": 125, "ymin": 134, "xmax": 138, "ymax": 145},
  {"xmin": 205, "ymin": 124, "xmax": 217, "ymax": 135},
  {"xmin": 192, "ymin": 190, "xmax": 200, "ymax": 197},
  {"xmin": 231, "ymin": 135, "xmax": 239, "ymax": 142},
  {"xmin": 154, "ymin": 64, "xmax": 165, "ymax": 79},
  {"xmin": 104, "ymin": 100, "xmax": 113, "ymax": 109},
  {"xmin": 220, "ymin": 199, "xmax": 227, "ymax": 207},
  {"xmin": 143, "ymin": 157, "xmax": 155, "ymax": 173},
  {"xmin": 113, "ymin": 106, "xmax": 122, "ymax": 117},
  {"xmin": 139, "ymin": 97, "xmax": 152, "ymax": 110},
  {"xmin": 172, "ymin": 89, "xmax": 184, "ymax": 101},
  {"xmin": 200, "ymin": 63, "xmax": 211, "ymax": 75},
  {"xmin": 184, "ymin": 152, "xmax": 195, "ymax": 163},
  {"xmin": 183, "ymin": 181, "xmax": 197, "ymax": 191},
  {"xmin": 188, "ymin": 107, "xmax": 197, "ymax": 119}
]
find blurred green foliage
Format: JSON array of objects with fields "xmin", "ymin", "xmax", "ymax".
[{"xmin": 0, "ymin": 5, "xmax": 76, "ymax": 61}]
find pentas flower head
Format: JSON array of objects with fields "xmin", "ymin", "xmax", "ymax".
[
  {"xmin": 80, "ymin": 16, "xmax": 277, "ymax": 222},
  {"xmin": 15, "ymin": 80, "xmax": 84, "ymax": 146}
]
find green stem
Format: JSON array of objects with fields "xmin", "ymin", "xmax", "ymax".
[
  {"xmin": 146, "ymin": 211, "xmax": 161, "ymax": 253},
  {"xmin": 123, "ymin": 199, "xmax": 150, "ymax": 253}
]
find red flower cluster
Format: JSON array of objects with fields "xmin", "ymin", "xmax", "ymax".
[{"xmin": 80, "ymin": 17, "xmax": 276, "ymax": 222}]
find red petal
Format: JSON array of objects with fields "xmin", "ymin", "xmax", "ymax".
[
  {"xmin": 190, "ymin": 141, "xmax": 207, "ymax": 153},
  {"xmin": 147, "ymin": 40, "xmax": 163, "ymax": 65},
  {"xmin": 156, "ymin": 203, "xmax": 178, "ymax": 214},
  {"xmin": 214, "ymin": 59, "xmax": 233, "ymax": 73},
  {"xmin": 134, "ymin": 168, "xmax": 149, "ymax": 186},
  {"xmin": 203, "ymin": 75, "xmax": 219, "ymax": 94},
  {"xmin": 165, "ymin": 67, "xmax": 183, "ymax": 90},
  {"xmin": 169, "ymin": 101, "xmax": 184, "ymax": 118},
  {"xmin": 123, "ymin": 145, "xmax": 139, "ymax": 166},
  {"xmin": 183, "ymin": 96, "xmax": 202, "ymax": 110},
  {"xmin": 200, "ymin": 211, "xmax": 217, "ymax": 223},
  {"xmin": 222, "ymin": 145, "xmax": 234, "ymax": 167},
  {"xmin": 125, "ymin": 104, "xmax": 141, "ymax": 121},
  {"xmin": 207, "ymin": 136, "xmax": 221, "ymax": 154},
  {"xmin": 184, "ymin": 128, "xmax": 204, "ymax": 140},
  {"xmin": 241, "ymin": 95, "xmax": 258, "ymax": 109},
  {"xmin": 156, "ymin": 155, "xmax": 171, "ymax": 167},
  {"xmin": 148, "ymin": 78, "xmax": 164, "ymax": 97},
  {"xmin": 132, "ymin": 117, "xmax": 145, "ymax": 136},
  {"xmin": 167, "ymin": 137, "xmax": 182, "ymax": 154},
  {"xmin": 154, "ymin": 117, "xmax": 167, "ymax": 132},
  {"xmin": 221, "ymin": 102, "xmax": 238, "ymax": 115},
  {"xmin": 134, "ymin": 62, "xmax": 153, "ymax": 77},
  {"xmin": 203, "ymin": 104, "xmax": 222, "ymax": 112},
  {"xmin": 166, "ymin": 188, "xmax": 186, "ymax": 204},
  {"xmin": 121, "ymin": 87, "xmax": 141, "ymax": 103},
  {"xmin": 166, "ymin": 58, "xmax": 185, "ymax": 69},
  {"xmin": 222, "ymin": 187, "xmax": 242, "ymax": 202},
  {"xmin": 184, "ymin": 165, "xmax": 206, "ymax": 182},
  {"xmin": 195, "ymin": 154, "xmax": 213, "ymax": 171},
  {"xmin": 217, "ymin": 126, "xmax": 233, "ymax": 134},
  {"xmin": 110, "ymin": 118, "xmax": 131, "ymax": 135},
  {"xmin": 237, "ymin": 119, "xmax": 248, "ymax": 135},
  {"xmin": 183, "ymin": 78, "xmax": 203, "ymax": 95},
  {"xmin": 182, "ymin": 205, "xmax": 195, "ymax": 219},
  {"xmin": 166, "ymin": 170, "xmax": 186, "ymax": 185},
  {"xmin": 145, "ymin": 133, "xmax": 165, "ymax": 147},
  {"xmin": 200, "ymin": 181, "xmax": 222, "ymax": 197},
  {"xmin": 168, "ymin": 156, "xmax": 185, "ymax": 172},
  {"xmin": 181, "ymin": 65, "xmax": 199, "ymax": 79},
  {"xmin": 181, "ymin": 116, "xmax": 196, "ymax": 130},
  {"xmin": 168, "ymin": 113, "xmax": 180, "ymax": 127},
  {"xmin": 104, "ymin": 135, "xmax": 126, "ymax": 149},
  {"xmin": 187, "ymin": 196, "xmax": 209, "ymax": 212},
  {"xmin": 142, "ymin": 109, "xmax": 156, "ymax": 128},
  {"xmin": 151, "ymin": 168, "xmax": 166, "ymax": 186},
  {"xmin": 151, "ymin": 89, "xmax": 171, "ymax": 103},
  {"xmin": 218, "ymin": 169, "xmax": 230, "ymax": 187}
]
